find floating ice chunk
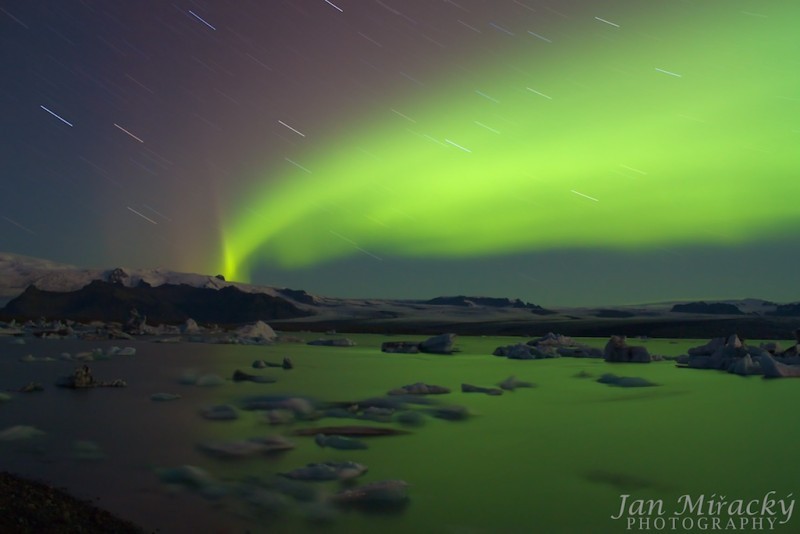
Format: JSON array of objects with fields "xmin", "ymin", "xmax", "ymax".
[
  {"xmin": 0, "ymin": 425, "xmax": 46, "ymax": 441},
  {"xmin": 71, "ymin": 440, "xmax": 106, "ymax": 461},
  {"xmin": 200, "ymin": 404, "xmax": 238, "ymax": 420},
  {"xmin": 151, "ymin": 392, "xmax": 181, "ymax": 402},
  {"xmin": 195, "ymin": 374, "xmax": 225, "ymax": 387},
  {"xmin": 314, "ymin": 434, "xmax": 367, "ymax": 450}
]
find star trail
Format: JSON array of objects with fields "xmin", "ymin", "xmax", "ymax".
[{"xmin": 2, "ymin": 1, "xmax": 799, "ymax": 306}]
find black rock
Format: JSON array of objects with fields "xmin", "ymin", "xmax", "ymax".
[
  {"xmin": 760, "ymin": 353, "xmax": 800, "ymax": 378},
  {"xmin": 419, "ymin": 333, "xmax": 457, "ymax": 354},
  {"xmin": 55, "ymin": 365, "xmax": 127, "ymax": 389},
  {"xmin": 603, "ymin": 336, "xmax": 652, "ymax": 363},
  {"xmin": 105, "ymin": 267, "xmax": 129, "ymax": 285}
]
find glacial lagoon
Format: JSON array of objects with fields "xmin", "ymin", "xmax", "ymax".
[{"xmin": 1, "ymin": 334, "xmax": 798, "ymax": 533}]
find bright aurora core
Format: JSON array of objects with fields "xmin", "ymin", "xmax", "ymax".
[{"xmin": 221, "ymin": 2, "xmax": 799, "ymax": 284}]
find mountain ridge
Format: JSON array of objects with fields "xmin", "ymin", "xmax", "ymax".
[{"xmin": 1, "ymin": 252, "xmax": 798, "ymax": 338}]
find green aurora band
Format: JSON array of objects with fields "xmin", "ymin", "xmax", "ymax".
[{"xmin": 221, "ymin": 3, "xmax": 799, "ymax": 282}]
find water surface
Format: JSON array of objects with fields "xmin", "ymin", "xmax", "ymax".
[{"xmin": 0, "ymin": 335, "xmax": 797, "ymax": 533}]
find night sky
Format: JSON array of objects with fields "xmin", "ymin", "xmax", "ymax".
[{"xmin": 2, "ymin": 1, "xmax": 799, "ymax": 307}]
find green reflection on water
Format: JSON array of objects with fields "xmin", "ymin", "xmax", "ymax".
[{"xmin": 189, "ymin": 334, "xmax": 799, "ymax": 533}]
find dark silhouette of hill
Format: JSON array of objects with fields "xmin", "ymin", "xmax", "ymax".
[
  {"xmin": 767, "ymin": 303, "xmax": 800, "ymax": 317},
  {"xmin": 670, "ymin": 301, "xmax": 744, "ymax": 315},
  {"xmin": 424, "ymin": 295, "xmax": 556, "ymax": 315},
  {"xmin": 593, "ymin": 309, "xmax": 636, "ymax": 318},
  {"xmin": 0, "ymin": 280, "xmax": 311, "ymax": 325}
]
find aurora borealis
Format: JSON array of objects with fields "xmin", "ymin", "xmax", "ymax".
[{"xmin": 2, "ymin": 1, "xmax": 799, "ymax": 305}]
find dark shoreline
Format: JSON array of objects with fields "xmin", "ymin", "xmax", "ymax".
[
  {"xmin": 268, "ymin": 316, "xmax": 800, "ymax": 340},
  {"xmin": 0, "ymin": 471, "xmax": 146, "ymax": 533},
  {"xmin": 4, "ymin": 313, "xmax": 798, "ymax": 341}
]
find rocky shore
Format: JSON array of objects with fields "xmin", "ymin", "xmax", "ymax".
[{"xmin": 0, "ymin": 471, "xmax": 145, "ymax": 533}]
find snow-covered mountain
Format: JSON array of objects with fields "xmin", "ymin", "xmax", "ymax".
[
  {"xmin": 0, "ymin": 252, "xmax": 286, "ymax": 306},
  {"xmin": 0, "ymin": 252, "xmax": 789, "ymax": 314},
  {"xmin": 1, "ymin": 252, "xmax": 797, "ymax": 339}
]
